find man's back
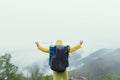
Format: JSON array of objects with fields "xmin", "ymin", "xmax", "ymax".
[{"xmin": 50, "ymin": 45, "xmax": 69, "ymax": 72}]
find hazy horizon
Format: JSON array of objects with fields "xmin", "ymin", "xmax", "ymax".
[{"xmin": 0, "ymin": 0, "xmax": 120, "ymax": 71}]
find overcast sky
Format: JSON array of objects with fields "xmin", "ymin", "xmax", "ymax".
[{"xmin": 0, "ymin": 0, "xmax": 120, "ymax": 62}]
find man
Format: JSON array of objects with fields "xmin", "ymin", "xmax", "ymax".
[{"xmin": 35, "ymin": 40, "xmax": 83, "ymax": 80}]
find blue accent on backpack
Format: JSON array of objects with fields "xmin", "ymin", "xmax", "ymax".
[{"xmin": 49, "ymin": 46, "xmax": 55, "ymax": 66}]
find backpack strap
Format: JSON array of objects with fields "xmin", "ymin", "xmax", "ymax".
[
  {"xmin": 49, "ymin": 46, "xmax": 55, "ymax": 66},
  {"xmin": 65, "ymin": 45, "xmax": 70, "ymax": 67},
  {"xmin": 66, "ymin": 45, "xmax": 70, "ymax": 52}
]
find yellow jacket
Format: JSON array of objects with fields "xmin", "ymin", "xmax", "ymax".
[{"xmin": 37, "ymin": 40, "xmax": 81, "ymax": 53}]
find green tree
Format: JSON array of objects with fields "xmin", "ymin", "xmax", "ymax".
[
  {"xmin": 14, "ymin": 73, "xmax": 26, "ymax": 80},
  {"xmin": 42, "ymin": 75, "xmax": 52, "ymax": 80},
  {"xmin": 29, "ymin": 68, "xmax": 44, "ymax": 80},
  {"xmin": 86, "ymin": 72, "xmax": 93, "ymax": 80},
  {"xmin": 0, "ymin": 53, "xmax": 18, "ymax": 80},
  {"xmin": 113, "ymin": 76, "xmax": 120, "ymax": 80}
]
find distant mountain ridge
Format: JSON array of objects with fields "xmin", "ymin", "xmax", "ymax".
[
  {"xmin": 70, "ymin": 48, "xmax": 120, "ymax": 80},
  {"xmin": 22, "ymin": 48, "xmax": 120, "ymax": 79},
  {"xmin": 22, "ymin": 51, "xmax": 83, "ymax": 74}
]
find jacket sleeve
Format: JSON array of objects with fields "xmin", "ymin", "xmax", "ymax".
[
  {"xmin": 37, "ymin": 45, "xmax": 49, "ymax": 53},
  {"xmin": 69, "ymin": 44, "xmax": 82, "ymax": 53}
]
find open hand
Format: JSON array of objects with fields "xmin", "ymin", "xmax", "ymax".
[
  {"xmin": 35, "ymin": 41, "xmax": 39, "ymax": 47},
  {"xmin": 80, "ymin": 40, "xmax": 83, "ymax": 45}
]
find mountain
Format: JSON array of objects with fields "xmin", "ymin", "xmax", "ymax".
[
  {"xmin": 70, "ymin": 48, "xmax": 120, "ymax": 80},
  {"xmin": 22, "ymin": 58, "xmax": 50, "ymax": 74},
  {"xmin": 23, "ymin": 51, "xmax": 83, "ymax": 74},
  {"xmin": 22, "ymin": 48, "xmax": 120, "ymax": 79},
  {"xmin": 68, "ymin": 48, "xmax": 113, "ymax": 69}
]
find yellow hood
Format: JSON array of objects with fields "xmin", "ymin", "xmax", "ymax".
[{"xmin": 55, "ymin": 40, "xmax": 63, "ymax": 45}]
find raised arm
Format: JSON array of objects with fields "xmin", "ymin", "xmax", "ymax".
[
  {"xmin": 35, "ymin": 41, "xmax": 49, "ymax": 53},
  {"xmin": 69, "ymin": 40, "xmax": 83, "ymax": 53}
]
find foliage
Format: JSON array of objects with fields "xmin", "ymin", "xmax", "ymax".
[
  {"xmin": 0, "ymin": 53, "xmax": 18, "ymax": 80},
  {"xmin": 1, "ymin": 53, "xmax": 120, "ymax": 80},
  {"xmin": 29, "ymin": 68, "xmax": 44, "ymax": 80},
  {"xmin": 42, "ymin": 75, "xmax": 52, "ymax": 80}
]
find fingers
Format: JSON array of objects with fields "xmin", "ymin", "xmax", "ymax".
[
  {"xmin": 35, "ymin": 41, "xmax": 38, "ymax": 44},
  {"xmin": 80, "ymin": 40, "xmax": 83, "ymax": 45},
  {"xmin": 35, "ymin": 41, "xmax": 39, "ymax": 47}
]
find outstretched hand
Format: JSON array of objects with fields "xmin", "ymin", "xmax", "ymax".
[
  {"xmin": 35, "ymin": 41, "xmax": 39, "ymax": 47},
  {"xmin": 80, "ymin": 40, "xmax": 83, "ymax": 45}
]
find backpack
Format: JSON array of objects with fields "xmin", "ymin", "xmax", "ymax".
[{"xmin": 49, "ymin": 45, "xmax": 70, "ymax": 72}]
